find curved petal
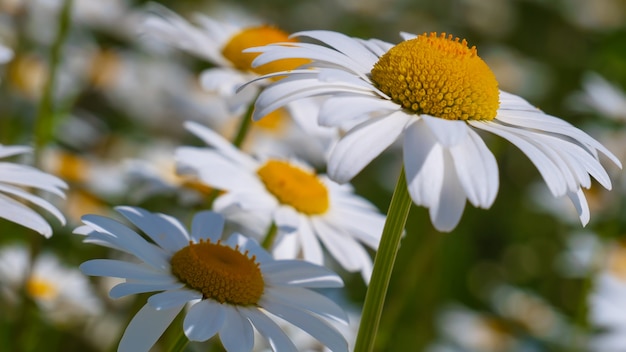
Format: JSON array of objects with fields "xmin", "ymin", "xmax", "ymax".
[
  {"xmin": 328, "ymin": 112, "xmax": 411, "ymax": 184},
  {"xmin": 0, "ymin": 194, "xmax": 54, "ymax": 237},
  {"xmin": 80, "ymin": 259, "xmax": 171, "ymax": 281},
  {"xmin": 263, "ymin": 286, "xmax": 348, "ymax": 324},
  {"xmin": 115, "ymin": 206, "xmax": 189, "ymax": 253},
  {"xmin": 260, "ymin": 298, "xmax": 349, "ymax": 352},
  {"xmin": 311, "ymin": 218, "xmax": 370, "ymax": 273},
  {"xmin": 449, "ymin": 128, "xmax": 499, "ymax": 208},
  {"xmin": 429, "ymin": 152, "xmax": 467, "ymax": 232},
  {"xmin": 240, "ymin": 307, "xmax": 298, "ymax": 352},
  {"xmin": 219, "ymin": 306, "xmax": 254, "ymax": 352},
  {"xmin": 567, "ymin": 188, "xmax": 590, "ymax": 226},
  {"xmin": 109, "ymin": 282, "xmax": 184, "ymax": 299},
  {"xmin": 262, "ymin": 260, "xmax": 343, "ymax": 288},
  {"xmin": 148, "ymin": 289, "xmax": 202, "ymax": 310},
  {"xmin": 403, "ymin": 121, "xmax": 444, "ymax": 209},
  {"xmin": 184, "ymin": 300, "xmax": 225, "ymax": 341},
  {"xmin": 118, "ymin": 303, "xmax": 184, "ymax": 352}
]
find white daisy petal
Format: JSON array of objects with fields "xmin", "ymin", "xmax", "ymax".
[
  {"xmin": 319, "ymin": 96, "xmax": 399, "ymax": 127},
  {"xmin": 403, "ymin": 121, "xmax": 444, "ymax": 209},
  {"xmin": 184, "ymin": 121, "xmax": 258, "ymax": 169},
  {"xmin": 311, "ymin": 218, "xmax": 370, "ymax": 273},
  {"xmin": 328, "ymin": 208, "xmax": 384, "ymax": 249},
  {"xmin": 79, "ymin": 259, "xmax": 172, "ymax": 281},
  {"xmin": 292, "ymin": 30, "xmax": 380, "ymax": 69},
  {"xmin": 109, "ymin": 282, "xmax": 184, "ymax": 299},
  {"xmin": 0, "ymin": 194, "xmax": 54, "ymax": 237},
  {"xmin": 241, "ymin": 307, "xmax": 298, "ymax": 352},
  {"xmin": 148, "ymin": 289, "xmax": 203, "ymax": 310},
  {"xmin": 449, "ymin": 128, "xmax": 499, "ymax": 207},
  {"xmin": 262, "ymin": 260, "xmax": 343, "ymax": 288},
  {"xmin": 260, "ymin": 298, "xmax": 349, "ymax": 352},
  {"xmin": 274, "ymin": 206, "xmax": 300, "ymax": 233},
  {"xmin": 191, "ymin": 210, "xmax": 225, "ymax": 242},
  {"xmin": 225, "ymin": 233, "xmax": 274, "ymax": 264},
  {"xmin": 219, "ymin": 306, "xmax": 254, "ymax": 352},
  {"xmin": 81, "ymin": 215, "xmax": 170, "ymax": 270},
  {"xmin": 184, "ymin": 300, "xmax": 226, "ymax": 341},
  {"xmin": 422, "ymin": 115, "xmax": 468, "ymax": 147},
  {"xmin": 298, "ymin": 216, "xmax": 324, "ymax": 266},
  {"xmin": 0, "ymin": 145, "xmax": 31, "ymax": 158},
  {"xmin": 115, "ymin": 206, "xmax": 190, "ymax": 253},
  {"xmin": 567, "ymin": 188, "xmax": 591, "ymax": 226},
  {"xmin": 429, "ymin": 152, "xmax": 467, "ymax": 232},
  {"xmin": 118, "ymin": 303, "xmax": 184, "ymax": 352},
  {"xmin": 0, "ymin": 163, "xmax": 67, "ymax": 197},
  {"xmin": 328, "ymin": 112, "xmax": 411, "ymax": 184},
  {"xmin": 263, "ymin": 286, "xmax": 349, "ymax": 324},
  {"xmin": 0, "ymin": 183, "xmax": 66, "ymax": 225},
  {"xmin": 470, "ymin": 120, "xmax": 567, "ymax": 196}
]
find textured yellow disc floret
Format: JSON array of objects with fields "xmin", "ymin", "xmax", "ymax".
[
  {"xmin": 170, "ymin": 240, "xmax": 264, "ymax": 305},
  {"xmin": 27, "ymin": 277, "xmax": 58, "ymax": 301},
  {"xmin": 370, "ymin": 32, "xmax": 500, "ymax": 121},
  {"xmin": 257, "ymin": 160, "xmax": 329, "ymax": 215},
  {"xmin": 222, "ymin": 26, "xmax": 309, "ymax": 76}
]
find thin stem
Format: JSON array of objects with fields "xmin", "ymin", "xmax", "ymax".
[
  {"xmin": 354, "ymin": 168, "xmax": 412, "ymax": 352},
  {"xmin": 33, "ymin": 0, "xmax": 73, "ymax": 163},
  {"xmin": 261, "ymin": 222, "xmax": 278, "ymax": 250},
  {"xmin": 231, "ymin": 97, "xmax": 257, "ymax": 149},
  {"xmin": 168, "ymin": 328, "xmax": 189, "ymax": 352}
]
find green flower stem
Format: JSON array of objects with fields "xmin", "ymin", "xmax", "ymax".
[
  {"xmin": 168, "ymin": 328, "xmax": 189, "ymax": 352},
  {"xmin": 33, "ymin": 0, "xmax": 73, "ymax": 163},
  {"xmin": 261, "ymin": 222, "xmax": 278, "ymax": 250},
  {"xmin": 232, "ymin": 97, "xmax": 256, "ymax": 149},
  {"xmin": 354, "ymin": 168, "xmax": 412, "ymax": 352}
]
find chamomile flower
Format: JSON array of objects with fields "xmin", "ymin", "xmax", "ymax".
[
  {"xmin": 176, "ymin": 121, "xmax": 385, "ymax": 282},
  {"xmin": 140, "ymin": 5, "xmax": 338, "ymax": 165},
  {"xmin": 0, "ymin": 244, "xmax": 102, "ymax": 325},
  {"xmin": 0, "ymin": 145, "xmax": 67, "ymax": 237},
  {"xmin": 78, "ymin": 207, "xmax": 349, "ymax": 352},
  {"xmin": 246, "ymin": 30, "xmax": 621, "ymax": 231}
]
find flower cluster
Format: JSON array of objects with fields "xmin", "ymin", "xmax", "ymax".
[{"xmin": 1, "ymin": 1, "xmax": 624, "ymax": 352}]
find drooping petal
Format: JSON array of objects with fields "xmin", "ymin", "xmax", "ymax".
[
  {"xmin": 328, "ymin": 112, "xmax": 411, "ymax": 184},
  {"xmin": 428, "ymin": 152, "xmax": 467, "ymax": 232},
  {"xmin": 567, "ymin": 188, "xmax": 591, "ymax": 226},
  {"xmin": 109, "ymin": 281, "xmax": 184, "ymax": 299},
  {"xmin": 262, "ymin": 260, "xmax": 343, "ymax": 288},
  {"xmin": 403, "ymin": 121, "xmax": 444, "ymax": 209},
  {"xmin": 219, "ymin": 305, "xmax": 254, "ymax": 352},
  {"xmin": 0, "ymin": 194, "xmax": 55, "ymax": 237},
  {"xmin": 263, "ymin": 286, "xmax": 349, "ymax": 324},
  {"xmin": 118, "ymin": 303, "xmax": 184, "ymax": 352},
  {"xmin": 241, "ymin": 307, "xmax": 298, "ymax": 352},
  {"xmin": 260, "ymin": 298, "xmax": 349, "ymax": 352},
  {"xmin": 184, "ymin": 300, "xmax": 225, "ymax": 341}
]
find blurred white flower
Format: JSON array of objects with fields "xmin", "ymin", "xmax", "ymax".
[{"xmin": 0, "ymin": 244, "xmax": 102, "ymax": 325}]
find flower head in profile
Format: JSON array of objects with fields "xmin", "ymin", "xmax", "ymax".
[
  {"xmin": 177, "ymin": 121, "xmax": 385, "ymax": 282},
  {"xmin": 246, "ymin": 31, "xmax": 621, "ymax": 231},
  {"xmin": 0, "ymin": 145, "xmax": 67, "ymax": 237},
  {"xmin": 77, "ymin": 207, "xmax": 348, "ymax": 352}
]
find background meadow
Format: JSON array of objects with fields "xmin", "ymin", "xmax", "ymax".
[{"xmin": 1, "ymin": 0, "xmax": 626, "ymax": 351}]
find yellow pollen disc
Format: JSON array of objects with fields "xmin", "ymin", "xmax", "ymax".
[
  {"xmin": 370, "ymin": 32, "xmax": 500, "ymax": 121},
  {"xmin": 257, "ymin": 160, "xmax": 329, "ymax": 215},
  {"xmin": 170, "ymin": 240, "xmax": 264, "ymax": 305},
  {"xmin": 26, "ymin": 277, "xmax": 58, "ymax": 301},
  {"xmin": 222, "ymin": 26, "xmax": 309, "ymax": 76}
]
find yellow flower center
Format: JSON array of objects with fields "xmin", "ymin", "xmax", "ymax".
[
  {"xmin": 253, "ymin": 108, "xmax": 287, "ymax": 132},
  {"xmin": 222, "ymin": 26, "xmax": 309, "ymax": 76},
  {"xmin": 170, "ymin": 240, "xmax": 264, "ymax": 305},
  {"xmin": 257, "ymin": 160, "xmax": 329, "ymax": 215},
  {"xmin": 26, "ymin": 277, "xmax": 58, "ymax": 301},
  {"xmin": 370, "ymin": 32, "xmax": 499, "ymax": 121}
]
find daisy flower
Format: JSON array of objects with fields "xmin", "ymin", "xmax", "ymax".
[
  {"xmin": 245, "ymin": 30, "xmax": 622, "ymax": 231},
  {"xmin": 0, "ymin": 244, "xmax": 102, "ymax": 325},
  {"xmin": 140, "ymin": 4, "xmax": 338, "ymax": 165},
  {"xmin": 176, "ymin": 121, "xmax": 386, "ymax": 282},
  {"xmin": 0, "ymin": 145, "xmax": 67, "ymax": 237},
  {"xmin": 77, "ymin": 207, "xmax": 349, "ymax": 352}
]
